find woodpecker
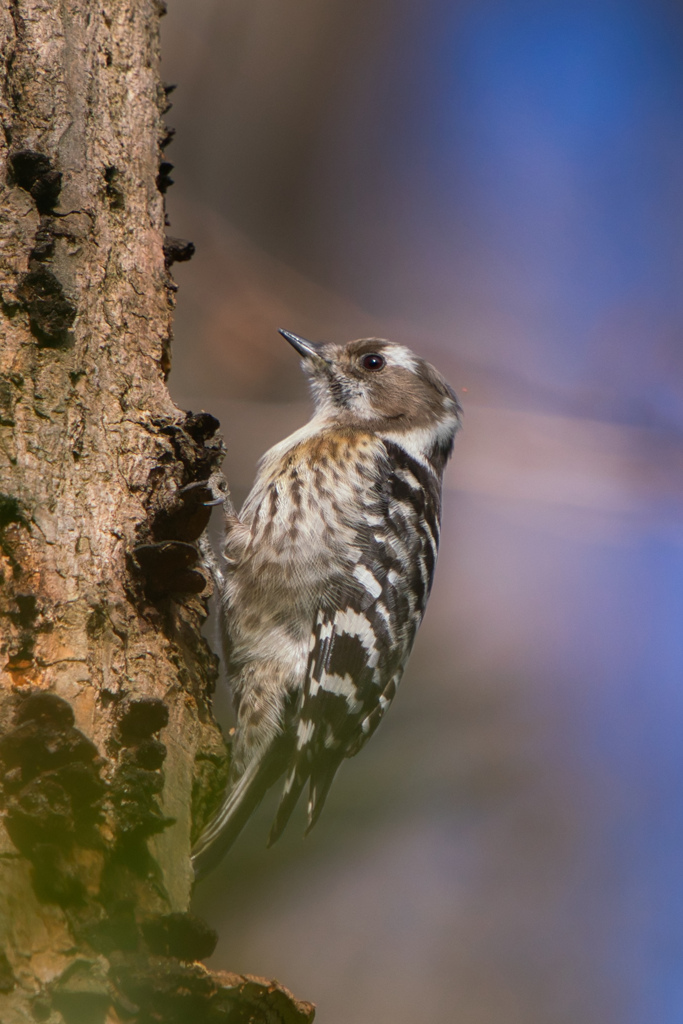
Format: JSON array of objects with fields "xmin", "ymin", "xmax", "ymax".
[{"xmin": 192, "ymin": 329, "xmax": 461, "ymax": 877}]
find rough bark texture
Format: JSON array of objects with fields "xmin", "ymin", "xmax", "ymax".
[{"xmin": 0, "ymin": 1, "xmax": 314, "ymax": 1021}]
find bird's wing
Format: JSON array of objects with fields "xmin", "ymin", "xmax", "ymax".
[{"xmin": 268, "ymin": 439, "xmax": 442, "ymax": 844}]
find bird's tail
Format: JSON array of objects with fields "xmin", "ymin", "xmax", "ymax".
[
  {"xmin": 267, "ymin": 749, "xmax": 343, "ymax": 847},
  {"xmin": 191, "ymin": 746, "xmax": 285, "ymax": 880}
]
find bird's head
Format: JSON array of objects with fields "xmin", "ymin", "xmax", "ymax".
[{"xmin": 280, "ymin": 329, "xmax": 462, "ymax": 468}]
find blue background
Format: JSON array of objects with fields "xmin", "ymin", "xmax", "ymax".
[{"xmin": 162, "ymin": 2, "xmax": 683, "ymax": 1020}]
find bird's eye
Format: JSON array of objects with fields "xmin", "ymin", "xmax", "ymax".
[{"xmin": 361, "ymin": 353, "xmax": 385, "ymax": 371}]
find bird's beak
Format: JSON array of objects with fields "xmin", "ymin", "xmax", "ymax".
[{"xmin": 279, "ymin": 329, "xmax": 330, "ymax": 363}]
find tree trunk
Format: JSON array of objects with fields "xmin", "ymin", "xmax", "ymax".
[{"xmin": 0, "ymin": 1, "xmax": 313, "ymax": 1021}]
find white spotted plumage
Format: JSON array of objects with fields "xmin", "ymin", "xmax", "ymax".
[{"xmin": 192, "ymin": 330, "xmax": 461, "ymax": 877}]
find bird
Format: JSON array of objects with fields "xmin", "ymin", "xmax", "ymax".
[{"xmin": 191, "ymin": 329, "xmax": 461, "ymax": 878}]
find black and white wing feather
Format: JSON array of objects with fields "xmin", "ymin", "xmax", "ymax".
[{"xmin": 268, "ymin": 439, "xmax": 442, "ymax": 843}]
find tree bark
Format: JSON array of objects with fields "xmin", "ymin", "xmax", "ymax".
[{"xmin": 0, "ymin": 1, "xmax": 314, "ymax": 1021}]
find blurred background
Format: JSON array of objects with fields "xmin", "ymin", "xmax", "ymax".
[{"xmin": 161, "ymin": 2, "xmax": 683, "ymax": 1021}]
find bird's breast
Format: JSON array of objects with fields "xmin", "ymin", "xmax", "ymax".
[{"xmin": 244, "ymin": 428, "xmax": 383, "ymax": 557}]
